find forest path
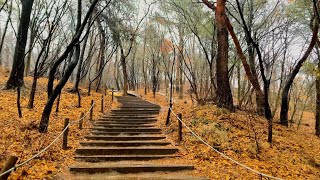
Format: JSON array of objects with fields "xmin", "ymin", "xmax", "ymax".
[{"xmin": 68, "ymin": 95, "xmax": 208, "ymax": 179}]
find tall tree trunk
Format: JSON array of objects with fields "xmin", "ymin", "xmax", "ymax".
[
  {"xmin": 4, "ymin": 0, "xmax": 34, "ymax": 89},
  {"xmin": 280, "ymin": 21, "xmax": 319, "ymax": 126},
  {"xmin": 316, "ymin": 57, "xmax": 320, "ymax": 135},
  {"xmin": 39, "ymin": 0, "xmax": 99, "ymax": 133},
  {"xmin": 71, "ymin": 15, "xmax": 91, "ymax": 92},
  {"xmin": 215, "ymin": 0, "xmax": 233, "ymax": 110},
  {"xmin": 178, "ymin": 27, "xmax": 184, "ymax": 99},
  {"xmin": 24, "ymin": 29, "xmax": 36, "ymax": 76},
  {"xmin": 0, "ymin": 0, "xmax": 12, "ymax": 66},
  {"xmin": 114, "ymin": 48, "xmax": 121, "ymax": 90},
  {"xmin": 120, "ymin": 46, "xmax": 129, "ymax": 96}
]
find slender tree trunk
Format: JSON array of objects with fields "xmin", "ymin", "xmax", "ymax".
[
  {"xmin": 0, "ymin": 0, "xmax": 12, "ymax": 66},
  {"xmin": 280, "ymin": 21, "xmax": 319, "ymax": 126},
  {"xmin": 39, "ymin": 0, "xmax": 99, "ymax": 133},
  {"xmin": 178, "ymin": 28, "xmax": 184, "ymax": 99},
  {"xmin": 71, "ymin": 15, "xmax": 91, "ymax": 92},
  {"xmin": 4, "ymin": 0, "xmax": 34, "ymax": 89},
  {"xmin": 120, "ymin": 47, "xmax": 129, "ymax": 96},
  {"xmin": 215, "ymin": 0, "xmax": 233, "ymax": 110},
  {"xmin": 316, "ymin": 44, "xmax": 320, "ymax": 136},
  {"xmin": 24, "ymin": 30, "xmax": 35, "ymax": 76}
]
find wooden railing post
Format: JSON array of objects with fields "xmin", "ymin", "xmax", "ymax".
[
  {"xmin": 178, "ymin": 113, "xmax": 182, "ymax": 144},
  {"xmin": 79, "ymin": 112, "xmax": 84, "ymax": 130},
  {"xmin": 104, "ymin": 84, "xmax": 107, "ymax": 96},
  {"xmin": 101, "ymin": 95, "xmax": 104, "ymax": 113},
  {"xmin": 89, "ymin": 100, "xmax": 94, "ymax": 121},
  {"xmin": 111, "ymin": 88, "xmax": 114, "ymax": 101},
  {"xmin": 165, "ymin": 107, "xmax": 171, "ymax": 126},
  {"xmin": 0, "ymin": 156, "xmax": 18, "ymax": 180},
  {"xmin": 62, "ymin": 118, "xmax": 69, "ymax": 150}
]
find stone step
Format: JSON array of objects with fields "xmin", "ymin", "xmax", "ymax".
[
  {"xmin": 93, "ymin": 124, "xmax": 155, "ymax": 128},
  {"xmin": 85, "ymin": 135, "xmax": 166, "ymax": 141},
  {"xmin": 70, "ymin": 163, "xmax": 194, "ymax": 174},
  {"xmin": 112, "ymin": 109, "xmax": 159, "ymax": 112},
  {"xmin": 120, "ymin": 106, "xmax": 160, "ymax": 108},
  {"xmin": 112, "ymin": 110, "xmax": 158, "ymax": 112},
  {"xmin": 74, "ymin": 155, "xmax": 178, "ymax": 162},
  {"xmin": 91, "ymin": 127, "xmax": 161, "ymax": 132},
  {"xmin": 75, "ymin": 147, "xmax": 179, "ymax": 155},
  {"xmin": 100, "ymin": 116, "xmax": 157, "ymax": 119},
  {"xmin": 119, "ymin": 106, "xmax": 160, "ymax": 109},
  {"xmin": 80, "ymin": 141, "xmax": 171, "ymax": 147},
  {"xmin": 102, "ymin": 114, "xmax": 155, "ymax": 119},
  {"xmin": 99, "ymin": 118, "xmax": 157, "ymax": 122},
  {"xmin": 110, "ymin": 113, "xmax": 159, "ymax": 116},
  {"xmin": 95, "ymin": 120, "xmax": 157, "ymax": 125},
  {"xmin": 90, "ymin": 131, "xmax": 161, "ymax": 135},
  {"xmin": 94, "ymin": 121, "xmax": 155, "ymax": 125},
  {"xmin": 96, "ymin": 121, "xmax": 157, "ymax": 125},
  {"xmin": 70, "ymin": 173, "xmax": 209, "ymax": 180}
]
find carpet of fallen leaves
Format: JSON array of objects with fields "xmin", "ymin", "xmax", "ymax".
[
  {"xmin": 138, "ymin": 90, "xmax": 320, "ymax": 180},
  {"xmin": 0, "ymin": 67, "xmax": 115, "ymax": 180}
]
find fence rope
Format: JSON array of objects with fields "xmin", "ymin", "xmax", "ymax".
[
  {"xmin": 169, "ymin": 107, "xmax": 283, "ymax": 180},
  {"xmin": 0, "ymin": 100, "xmax": 96, "ymax": 178}
]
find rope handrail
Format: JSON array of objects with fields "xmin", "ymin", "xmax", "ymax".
[
  {"xmin": 0, "ymin": 101, "xmax": 96, "ymax": 178},
  {"xmin": 169, "ymin": 107, "xmax": 283, "ymax": 180}
]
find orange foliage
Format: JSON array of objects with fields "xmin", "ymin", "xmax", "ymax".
[
  {"xmin": 0, "ymin": 67, "xmax": 115, "ymax": 179},
  {"xmin": 160, "ymin": 39, "xmax": 174, "ymax": 54},
  {"xmin": 138, "ymin": 89, "xmax": 320, "ymax": 179}
]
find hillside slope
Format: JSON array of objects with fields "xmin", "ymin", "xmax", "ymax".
[
  {"xmin": 140, "ymin": 90, "xmax": 320, "ymax": 179},
  {"xmin": 0, "ymin": 68, "xmax": 114, "ymax": 179}
]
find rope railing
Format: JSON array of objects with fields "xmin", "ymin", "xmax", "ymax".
[
  {"xmin": 0, "ymin": 100, "xmax": 96, "ymax": 178},
  {"xmin": 169, "ymin": 107, "xmax": 283, "ymax": 180}
]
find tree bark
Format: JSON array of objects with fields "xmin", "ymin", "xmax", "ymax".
[
  {"xmin": 120, "ymin": 46, "xmax": 129, "ymax": 96},
  {"xmin": 4, "ymin": 0, "xmax": 34, "ymax": 89},
  {"xmin": 215, "ymin": 0, "xmax": 234, "ymax": 110},
  {"xmin": 316, "ymin": 60, "xmax": 320, "ymax": 135},
  {"xmin": 280, "ymin": 21, "xmax": 319, "ymax": 127},
  {"xmin": 0, "ymin": 0, "xmax": 12, "ymax": 66},
  {"xmin": 39, "ymin": 0, "xmax": 100, "ymax": 133}
]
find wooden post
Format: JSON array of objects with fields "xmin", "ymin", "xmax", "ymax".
[
  {"xmin": 178, "ymin": 113, "xmax": 182, "ymax": 144},
  {"xmin": 79, "ymin": 112, "xmax": 84, "ymax": 130},
  {"xmin": 111, "ymin": 88, "xmax": 114, "ymax": 101},
  {"xmin": 104, "ymin": 84, "xmax": 107, "ymax": 96},
  {"xmin": 89, "ymin": 100, "xmax": 94, "ymax": 121},
  {"xmin": 165, "ymin": 107, "xmax": 171, "ymax": 126},
  {"xmin": 62, "ymin": 118, "xmax": 69, "ymax": 150},
  {"xmin": 101, "ymin": 95, "xmax": 104, "ymax": 113},
  {"xmin": 0, "ymin": 156, "xmax": 18, "ymax": 180}
]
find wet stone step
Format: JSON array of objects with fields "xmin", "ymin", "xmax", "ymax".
[
  {"xmin": 74, "ymin": 155, "xmax": 179, "ymax": 162},
  {"xmin": 91, "ymin": 127, "xmax": 161, "ymax": 133},
  {"xmin": 93, "ymin": 124, "xmax": 156, "ymax": 128},
  {"xmin": 102, "ymin": 116, "xmax": 157, "ymax": 119},
  {"xmin": 85, "ymin": 135, "xmax": 167, "ymax": 141},
  {"xmin": 70, "ymin": 164, "xmax": 194, "ymax": 174},
  {"xmin": 90, "ymin": 131, "xmax": 161, "ymax": 135},
  {"xmin": 94, "ymin": 121, "xmax": 156, "ymax": 124},
  {"xmin": 75, "ymin": 147, "xmax": 179, "ymax": 155},
  {"xmin": 96, "ymin": 119, "xmax": 157, "ymax": 123},
  {"xmin": 79, "ymin": 141, "xmax": 171, "ymax": 147},
  {"xmin": 101, "ymin": 117, "xmax": 157, "ymax": 120}
]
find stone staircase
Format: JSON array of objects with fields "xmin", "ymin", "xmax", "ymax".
[{"xmin": 69, "ymin": 96, "xmax": 208, "ymax": 179}]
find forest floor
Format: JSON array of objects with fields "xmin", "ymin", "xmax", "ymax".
[
  {"xmin": 0, "ymin": 63, "xmax": 319, "ymax": 179},
  {"xmin": 138, "ymin": 90, "xmax": 320, "ymax": 179},
  {"xmin": 0, "ymin": 67, "xmax": 116, "ymax": 179}
]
